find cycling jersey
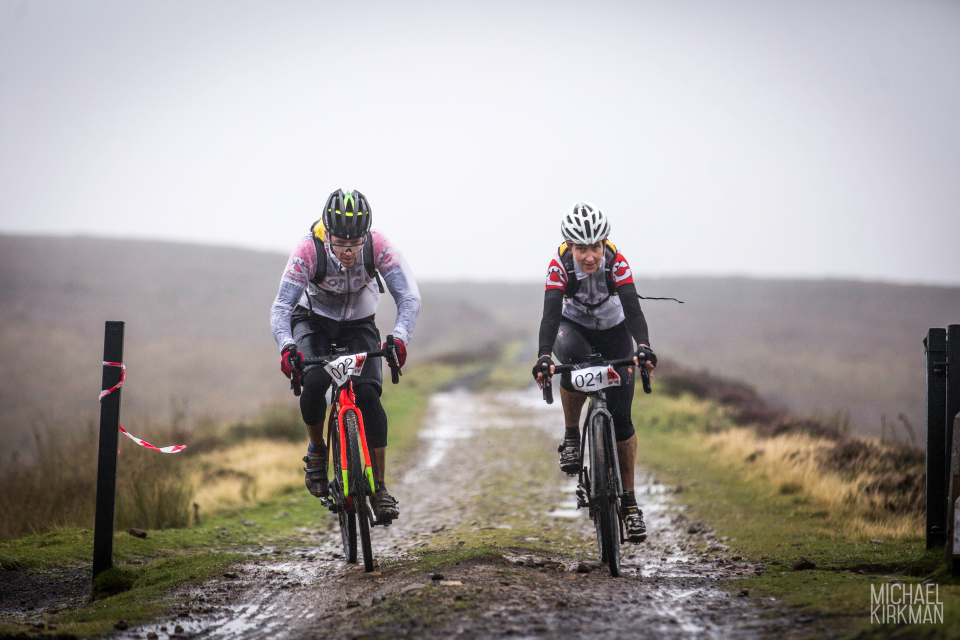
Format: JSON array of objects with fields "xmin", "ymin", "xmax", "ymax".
[
  {"xmin": 539, "ymin": 245, "xmax": 649, "ymax": 357},
  {"xmin": 545, "ymin": 247, "xmax": 634, "ymax": 330},
  {"xmin": 270, "ymin": 230, "xmax": 421, "ymax": 351}
]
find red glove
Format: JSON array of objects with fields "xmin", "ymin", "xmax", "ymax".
[
  {"xmin": 382, "ymin": 338, "xmax": 407, "ymax": 369},
  {"xmin": 281, "ymin": 346, "xmax": 303, "ymax": 379}
]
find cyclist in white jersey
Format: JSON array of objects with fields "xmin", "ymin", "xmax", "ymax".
[{"xmin": 270, "ymin": 189, "xmax": 421, "ymax": 521}]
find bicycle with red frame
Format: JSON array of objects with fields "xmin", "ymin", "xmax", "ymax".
[{"xmin": 291, "ymin": 335, "xmax": 402, "ymax": 572}]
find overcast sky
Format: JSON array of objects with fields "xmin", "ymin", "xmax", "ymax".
[{"xmin": 1, "ymin": 0, "xmax": 958, "ymax": 283}]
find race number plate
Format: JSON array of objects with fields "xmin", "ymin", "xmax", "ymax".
[
  {"xmin": 324, "ymin": 354, "xmax": 367, "ymax": 387},
  {"xmin": 570, "ymin": 365, "xmax": 621, "ymax": 392}
]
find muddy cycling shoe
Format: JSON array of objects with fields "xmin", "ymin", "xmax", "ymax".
[
  {"xmin": 622, "ymin": 504, "xmax": 647, "ymax": 543},
  {"xmin": 557, "ymin": 438, "xmax": 582, "ymax": 475},
  {"xmin": 302, "ymin": 451, "xmax": 328, "ymax": 498},
  {"xmin": 370, "ymin": 488, "xmax": 400, "ymax": 522}
]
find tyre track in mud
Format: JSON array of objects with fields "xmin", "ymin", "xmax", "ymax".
[{"xmin": 118, "ymin": 389, "xmax": 794, "ymax": 640}]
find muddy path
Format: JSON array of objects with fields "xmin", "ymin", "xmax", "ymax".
[{"xmin": 118, "ymin": 389, "xmax": 796, "ymax": 639}]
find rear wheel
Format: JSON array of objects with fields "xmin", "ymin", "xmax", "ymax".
[
  {"xmin": 344, "ymin": 409, "xmax": 374, "ymax": 572},
  {"xmin": 589, "ymin": 413, "xmax": 621, "ymax": 577}
]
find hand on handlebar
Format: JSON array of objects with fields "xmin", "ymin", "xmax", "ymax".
[
  {"xmin": 382, "ymin": 338, "xmax": 407, "ymax": 370},
  {"xmin": 532, "ymin": 355, "xmax": 556, "ymax": 390},
  {"xmin": 281, "ymin": 345, "xmax": 303, "ymax": 380},
  {"xmin": 634, "ymin": 345, "xmax": 657, "ymax": 377}
]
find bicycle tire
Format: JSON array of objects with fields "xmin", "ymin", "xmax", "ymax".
[
  {"xmin": 331, "ymin": 416, "xmax": 358, "ymax": 564},
  {"xmin": 590, "ymin": 412, "xmax": 621, "ymax": 577},
  {"xmin": 343, "ymin": 409, "xmax": 374, "ymax": 572}
]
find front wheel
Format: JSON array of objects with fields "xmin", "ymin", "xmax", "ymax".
[
  {"xmin": 332, "ymin": 417, "xmax": 358, "ymax": 564},
  {"xmin": 589, "ymin": 412, "xmax": 621, "ymax": 577},
  {"xmin": 344, "ymin": 409, "xmax": 375, "ymax": 573}
]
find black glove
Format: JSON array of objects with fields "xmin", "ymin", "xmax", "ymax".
[
  {"xmin": 532, "ymin": 355, "xmax": 555, "ymax": 381},
  {"xmin": 635, "ymin": 345, "xmax": 657, "ymax": 367}
]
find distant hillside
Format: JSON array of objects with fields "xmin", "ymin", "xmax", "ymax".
[{"xmin": 2, "ymin": 235, "xmax": 958, "ymax": 454}]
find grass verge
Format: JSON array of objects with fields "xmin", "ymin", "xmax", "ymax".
[{"xmin": 632, "ymin": 382, "xmax": 960, "ymax": 638}]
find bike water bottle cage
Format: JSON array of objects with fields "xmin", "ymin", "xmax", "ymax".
[
  {"xmin": 558, "ymin": 241, "xmax": 619, "ymax": 309},
  {"xmin": 308, "ymin": 219, "xmax": 385, "ymax": 293}
]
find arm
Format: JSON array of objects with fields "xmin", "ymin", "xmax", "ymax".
[
  {"xmin": 269, "ymin": 236, "xmax": 318, "ymax": 352},
  {"xmin": 538, "ymin": 256, "xmax": 568, "ymax": 357},
  {"xmin": 609, "ymin": 252, "xmax": 651, "ymax": 349},
  {"xmin": 538, "ymin": 289, "xmax": 565, "ymax": 357},
  {"xmin": 617, "ymin": 283, "xmax": 650, "ymax": 348},
  {"xmin": 371, "ymin": 231, "xmax": 421, "ymax": 345}
]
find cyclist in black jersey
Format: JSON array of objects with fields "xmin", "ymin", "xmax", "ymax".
[{"xmin": 532, "ymin": 202, "xmax": 656, "ymax": 543}]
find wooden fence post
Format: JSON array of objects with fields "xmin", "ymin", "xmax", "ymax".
[
  {"xmin": 926, "ymin": 328, "xmax": 948, "ymax": 549},
  {"xmin": 93, "ymin": 321, "xmax": 125, "ymax": 578}
]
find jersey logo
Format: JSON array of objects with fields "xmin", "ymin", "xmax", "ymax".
[
  {"xmin": 612, "ymin": 259, "xmax": 633, "ymax": 284},
  {"xmin": 546, "ymin": 264, "xmax": 566, "ymax": 289}
]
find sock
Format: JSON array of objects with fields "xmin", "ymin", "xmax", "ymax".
[
  {"xmin": 564, "ymin": 427, "xmax": 580, "ymax": 441},
  {"xmin": 621, "ymin": 490, "xmax": 637, "ymax": 507},
  {"xmin": 375, "ymin": 481, "xmax": 387, "ymax": 492},
  {"xmin": 308, "ymin": 440, "xmax": 324, "ymax": 454}
]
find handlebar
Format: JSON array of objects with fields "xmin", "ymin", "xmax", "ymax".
[
  {"xmin": 539, "ymin": 353, "xmax": 652, "ymax": 404},
  {"xmin": 289, "ymin": 334, "xmax": 403, "ymax": 397}
]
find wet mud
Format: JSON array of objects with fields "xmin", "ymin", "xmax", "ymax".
[{"xmin": 110, "ymin": 389, "xmax": 802, "ymax": 639}]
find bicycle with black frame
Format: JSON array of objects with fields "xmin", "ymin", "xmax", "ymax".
[
  {"xmin": 538, "ymin": 351, "xmax": 652, "ymax": 577},
  {"xmin": 290, "ymin": 335, "xmax": 403, "ymax": 573}
]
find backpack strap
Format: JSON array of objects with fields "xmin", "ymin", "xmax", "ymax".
[
  {"xmin": 362, "ymin": 234, "xmax": 385, "ymax": 294},
  {"xmin": 309, "ymin": 221, "xmax": 384, "ymax": 294},
  {"xmin": 558, "ymin": 241, "xmax": 618, "ymax": 305},
  {"xmin": 309, "ymin": 219, "xmax": 327, "ymax": 288}
]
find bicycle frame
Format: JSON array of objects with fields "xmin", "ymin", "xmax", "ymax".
[{"xmin": 329, "ymin": 382, "xmax": 376, "ymax": 501}]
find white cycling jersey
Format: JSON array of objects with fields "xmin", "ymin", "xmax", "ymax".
[{"xmin": 270, "ymin": 229, "xmax": 421, "ymax": 351}]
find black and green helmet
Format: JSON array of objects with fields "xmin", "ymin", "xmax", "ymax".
[{"xmin": 322, "ymin": 189, "xmax": 372, "ymax": 240}]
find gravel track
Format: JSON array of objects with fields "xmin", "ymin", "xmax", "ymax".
[{"xmin": 116, "ymin": 389, "xmax": 795, "ymax": 640}]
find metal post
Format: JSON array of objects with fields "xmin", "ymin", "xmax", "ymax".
[
  {"xmin": 93, "ymin": 321, "xmax": 125, "ymax": 578},
  {"xmin": 946, "ymin": 325, "xmax": 960, "ymax": 569},
  {"xmin": 951, "ymin": 414, "xmax": 960, "ymax": 573},
  {"xmin": 926, "ymin": 328, "xmax": 947, "ymax": 549}
]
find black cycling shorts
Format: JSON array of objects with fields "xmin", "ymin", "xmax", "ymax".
[
  {"xmin": 290, "ymin": 309, "xmax": 388, "ymax": 447},
  {"xmin": 552, "ymin": 319, "xmax": 636, "ymax": 442}
]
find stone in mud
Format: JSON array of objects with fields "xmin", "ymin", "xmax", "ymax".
[
  {"xmin": 792, "ymin": 557, "xmax": 816, "ymax": 571},
  {"xmin": 431, "ymin": 573, "xmax": 444, "ymax": 581},
  {"xmin": 222, "ymin": 572, "xmax": 237, "ymax": 579},
  {"xmin": 576, "ymin": 563, "xmax": 592, "ymax": 574},
  {"xmin": 737, "ymin": 589, "xmax": 749, "ymax": 597},
  {"xmin": 401, "ymin": 583, "xmax": 426, "ymax": 593},
  {"xmin": 114, "ymin": 620, "xmax": 128, "ymax": 630},
  {"xmin": 174, "ymin": 625, "xmax": 184, "ymax": 634},
  {"xmin": 127, "ymin": 528, "xmax": 147, "ymax": 538},
  {"xmin": 147, "ymin": 633, "xmax": 158, "ymax": 640}
]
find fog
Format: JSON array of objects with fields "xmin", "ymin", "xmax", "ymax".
[{"xmin": 1, "ymin": 0, "xmax": 958, "ymax": 283}]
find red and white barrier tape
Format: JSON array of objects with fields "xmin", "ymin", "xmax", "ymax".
[{"xmin": 100, "ymin": 361, "xmax": 187, "ymax": 453}]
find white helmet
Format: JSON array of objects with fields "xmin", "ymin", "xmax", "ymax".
[{"xmin": 561, "ymin": 201, "xmax": 610, "ymax": 245}]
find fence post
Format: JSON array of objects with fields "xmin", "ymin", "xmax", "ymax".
[
  {"xmin": 93, "ymin": 321, "xmax": 125, "ymax": 578},
  {"xmin": 946, "ymin": 325, "xmax": 960, "ymax": 570},
  {"xmin": 926, "ymin": 328, "xmax": 948, "ymax": 549}
]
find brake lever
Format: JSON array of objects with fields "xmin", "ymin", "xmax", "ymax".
[{"xmin": 541, "ymin": 363, "xmax": 554, "ymax": 405}]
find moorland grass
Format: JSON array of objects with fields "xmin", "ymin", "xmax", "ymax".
[{"xmin": 632, "ymin": 383, "xmax": 960, "ymax": 637}]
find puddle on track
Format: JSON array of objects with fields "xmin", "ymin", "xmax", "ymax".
[{"xmin": 116, "ymin": 388, "xmax": 775, "ymax": 640}]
